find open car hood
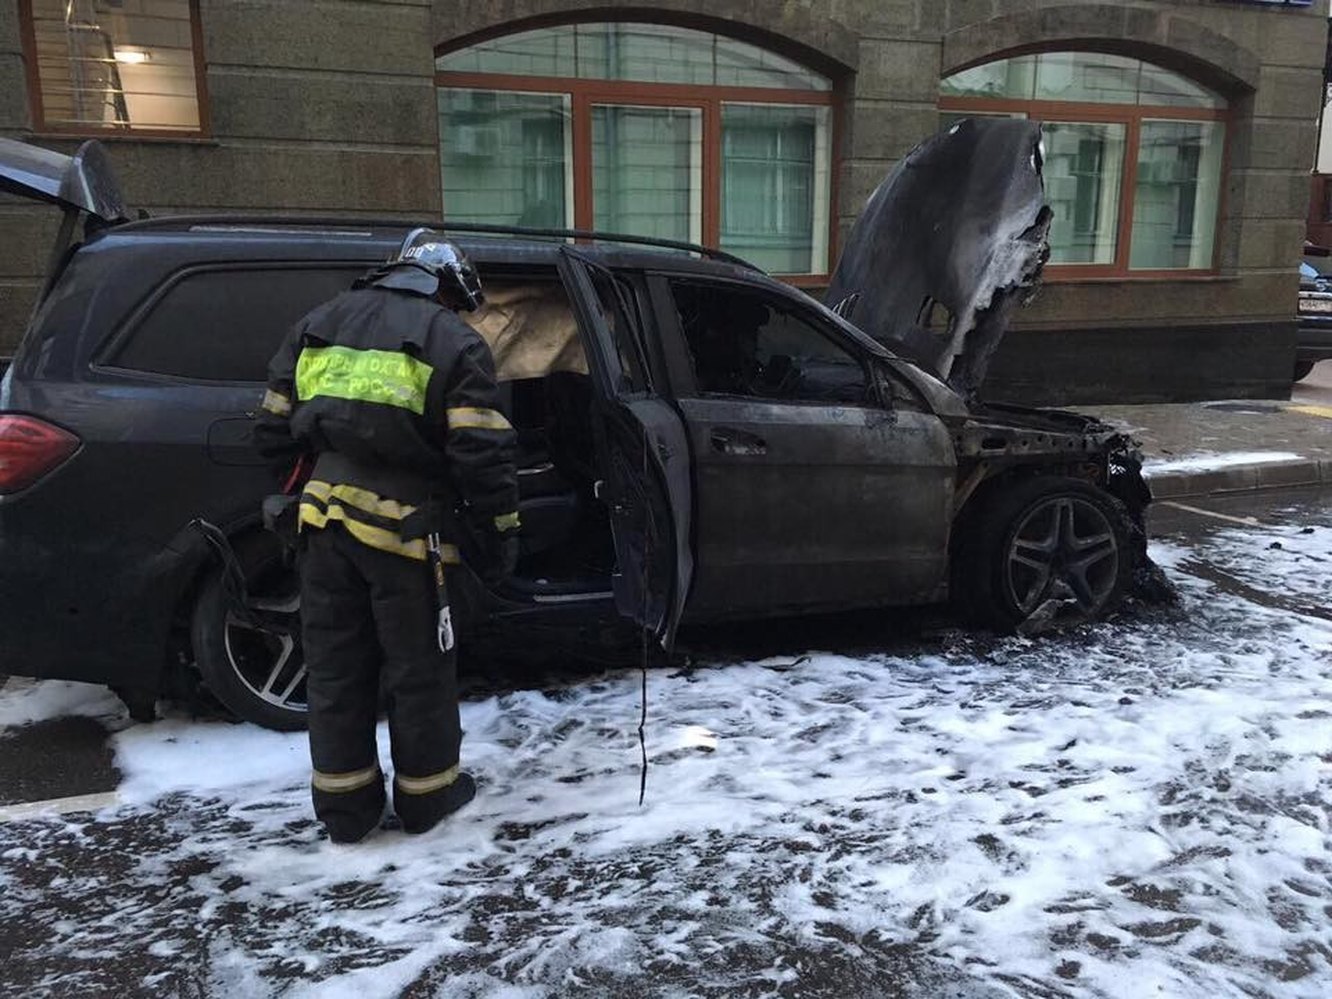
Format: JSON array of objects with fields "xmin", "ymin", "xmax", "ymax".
[
  {"xmin": 0, "ymin": 137, "xmax": 128, "ymax": 223},
  {"xmin": 825, "ymin": 118, "xmax": 1050, "ymax": 400}
]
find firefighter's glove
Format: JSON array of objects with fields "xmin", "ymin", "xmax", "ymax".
[{"xmin": 478, "ymin": 512, "xmax": 521, "ymax": 586}]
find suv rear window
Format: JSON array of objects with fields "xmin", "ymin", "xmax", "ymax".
[{"xmin": 107, "ymin": 267, "xmax": 366, "ymax": 382}]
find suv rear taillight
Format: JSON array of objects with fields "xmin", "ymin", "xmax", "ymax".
[{"xmin": 0, "ymin": 415, "xmax": 80, "ymax": 494}]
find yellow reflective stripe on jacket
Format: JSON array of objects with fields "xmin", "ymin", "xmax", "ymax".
[
  {"xmin": 394, "ymin": 765, "xmax": 460, "ymax": 796},
  {"xmin": 312, "ymin": 766, "xmax": 381, "ymax": 794},
  {"xmin": 302, "ymin": 480, "xmax": 418, "ymax": 523},
  {"xmin": 493, "ymin": 511, "xmax": 521, "ymax": 532},
  {"xmin": 260, "ymin": 389, "xmax": 292, "ymax": 416},
  {"xmin": 298, "ymin": 479, "xmax": 462, "ymax": 563},
  {"xmin": 299, "ymin": 499, "xmax": 428, "ymax": 561},
  {"xmin": 446, "ymin": 406, "xmax": 513, "ymax": 432},
  {"xmin": 296, "ymin": 345, "xmax": 434, "ymax": 415}
]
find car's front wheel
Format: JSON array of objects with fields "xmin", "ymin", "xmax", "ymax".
[
  {"xmin": 190, "ymin": 535, "xmax": 308, "ymax": 731},
  {"xmin": 955, "ymin": 476, "xmax": 1130, "ymax": 631}
]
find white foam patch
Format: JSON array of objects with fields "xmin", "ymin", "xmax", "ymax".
[
  {"xmin": 2, "ymin": 523, "xmax": 1331, "ymax": 996},
  {"xmin": 0, "ymin": 678, "xmax": 124, "ymax": 729}
]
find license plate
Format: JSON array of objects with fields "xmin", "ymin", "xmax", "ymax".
[{"xmin": 1300, "ymin": 297, "xmax": 1332, "ymax": 313}]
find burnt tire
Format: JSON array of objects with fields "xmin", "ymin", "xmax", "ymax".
[
  {"xmin": 190, "ymin": 534, "xmax": 308, "ymax": 732},
  {"xmin": 954, "ymin": 476, "xmax": 1131, "ymax": 632}
]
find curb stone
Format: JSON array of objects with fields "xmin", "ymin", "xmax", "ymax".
[{"xmin": 1145, "ymin": 458, "xmax": 1332, "ymax": 500}]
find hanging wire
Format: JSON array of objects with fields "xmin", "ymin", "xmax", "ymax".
[{"xmin": 637, "ymin": 423, "xmax": 652, "ymax": 807}]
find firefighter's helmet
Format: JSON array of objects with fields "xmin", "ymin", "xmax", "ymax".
[{"xmin": 366, "ymin": 227, "xmax": 484, "ymax": 310}]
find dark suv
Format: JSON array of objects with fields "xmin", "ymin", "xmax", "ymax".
[{"xmin": 0, "ymin": 131, "xmax": 1152, "ymax": 731}]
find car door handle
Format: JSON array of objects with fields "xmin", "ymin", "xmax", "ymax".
[{"xmin": 710, "ymin": 427, "xmax": 767, "ymax": 456}]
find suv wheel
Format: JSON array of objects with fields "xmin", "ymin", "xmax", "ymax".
[
  {"xmin": 956, "ymin": 476, "xmax": 1130, "ymax": 631},
  {"xmin": 190, "ymin": 536, "xmax": 308, "ymax": 731}
]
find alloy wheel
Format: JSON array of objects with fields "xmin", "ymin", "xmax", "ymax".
[
  {"xmin": 1004, "ymin": 495, "xmax": 1120, "ymax": 616},
  {"xmin": 222, "ymin": 591, "xmax": 308, "ymax": 714}
]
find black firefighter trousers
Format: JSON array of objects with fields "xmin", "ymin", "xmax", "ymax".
[{"xmin": 300, "ymin": 522, "xmax": 465, "ymax": 841}]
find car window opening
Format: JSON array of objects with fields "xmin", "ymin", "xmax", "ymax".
[{"xmin": 670, "ymin": 280, "xmax": 870, "ymax": 404}]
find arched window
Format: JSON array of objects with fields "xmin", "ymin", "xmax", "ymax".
[
  {"xmin": 436, "ymin": 23, "xmax": 836, "ymax": 278},
  {"xmin": 941, "ymin": 52, "xmax": 1227, "ymax": 275}
]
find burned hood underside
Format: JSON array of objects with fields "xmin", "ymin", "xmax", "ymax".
[{"xmin": 826, "ymin": 118, "xmax": 1051, "ymax": 399}]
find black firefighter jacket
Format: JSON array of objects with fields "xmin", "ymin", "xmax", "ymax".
[{"xmin": 253, "ymin": 282, "xmax": 519, "ymax": 563}]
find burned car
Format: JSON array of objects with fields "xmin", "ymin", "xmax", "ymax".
[{"xmin": 0, "ymin": 121, "xmax": 1152, "ymax": 731}]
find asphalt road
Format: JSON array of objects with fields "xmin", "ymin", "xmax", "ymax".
[{"xmin": 2, "ymin": 483, "xmax": 1329, "ymax": 816}]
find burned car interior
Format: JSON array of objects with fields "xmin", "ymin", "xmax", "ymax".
[{"xmin": 464, "ymin": 280, "xmax": 611, "ymax": 599}]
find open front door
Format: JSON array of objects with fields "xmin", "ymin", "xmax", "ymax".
[{"xmin": 557, "ymin": 248, "xmax": 693, "ymax": 647}]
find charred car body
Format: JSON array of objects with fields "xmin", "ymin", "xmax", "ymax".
[{"xmin": 0, "ymin": 120, "xmax": 1152, "ymax": 730}]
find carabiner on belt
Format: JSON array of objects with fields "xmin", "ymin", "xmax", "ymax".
[{"xmin": 425, "ymin": 531, "xmax": 455, "ymax": 653}]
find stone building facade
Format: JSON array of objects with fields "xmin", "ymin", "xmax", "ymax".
[{"xmin": 1, "ymin": 0, "xmax": 1327, "ymax": 403}]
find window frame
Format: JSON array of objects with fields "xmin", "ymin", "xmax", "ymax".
[
  {"xmin": 19, "ymin": 0, "xmax": 212, "ymax": 140},
  {"xmin": 436, "ymin": 30, "xmax": 840, "ymax": 285},
  {"xmin": 939, "ymin": 87, "xmax": 1230, "ymax": 280}
]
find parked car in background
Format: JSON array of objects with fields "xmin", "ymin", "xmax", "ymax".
[
  {"xmin": 0, "ymin": 126, "xmax": 1155, "ymax": 731},
  {"xmin": 1296, "ymin": 256, "xmax": 1332, "ymax": 381}
]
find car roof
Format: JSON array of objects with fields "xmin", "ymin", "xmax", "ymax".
[
  {"xmin": 79, "ymin": 215, "xmax": 891, "ymax": 357},
  {"xmin": 90, "ymin": 216, "xmax": 758, "ymax": 275}
]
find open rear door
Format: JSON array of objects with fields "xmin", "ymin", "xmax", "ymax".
[
  {"xmin": 557, "ymin": 247, "xmax": 693, "ymax": 647},
  {"xmin": 0, "ymin": 137, "xmax": 128, "ymax": 318},
  {"xmin": 0, "ymin": 137, "xmax": 127, "ymax": 222}
]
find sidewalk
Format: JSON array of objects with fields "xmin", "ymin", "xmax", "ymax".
[{"xmin": 1090, "ymin": 361, "xmax": 1332, "ymax": 499}]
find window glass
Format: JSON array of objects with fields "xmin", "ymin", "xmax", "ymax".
[
  {"xmin": 940, "ymin": 56, "xmax": 1037, "ymax": 101},
  {"xmin": 940, "ymin": 53, "xmax": 1225, "ymax": 273},
  {"xmin": 1136, "ymin": 64, "xmax": 1226, "ymax": 109},
  {"xmin": 110, "ymin": 269, "xmax": 363, "ymax": 382},
  {"xmin": 592, "ymin": 105, "xmax": 702, "ymax": 243},
  {"xmin": 438, "ymin": 23, "xmax": 830, "ymax": 91},
  {"xmin": 27, "ymin": 0, "xmax": 202, "ymax": 132},
  {"xmin": 721, "ymin": 104, "xmax": 831, "ymax": 274},
  {"xmin": 1130, "ymin": 120, "xmax": 1225, "ymax": 270},
  {"xmin": 439, "ymin": 89, "xmax": 573, "ymax": 229},
  {"xmin": 1043, "ymin": 122, "xmax": 1127, "ymax": 265},
  {"xmin": 437, "ymin": 23, "xmax": 834, "ymax": 274},
  {"xmin": 1034, "ymin": 52, "xmax": 1139, "ymax": 105},
  {"xmin": 436, "ymin": 25, "xmax": 577, "ymax": 77},
  {"xmin": 940, "ymin": 53, "xmax": 1223, "ymax": 109},
  {"xmin": 671, "ymin": 281, "xmax": 868, "ymax": 403},
  {"xmin": 576, "ymin": 23, "xmax": 714, "ymax": 86},
  {"xmin": 713, "ymin": 36, "xmax": 828, "ymax": 90}
]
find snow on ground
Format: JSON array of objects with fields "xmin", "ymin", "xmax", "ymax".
[{"xmin": 1, "ymin": 525, "xmax": 1330, "ymax": 998}]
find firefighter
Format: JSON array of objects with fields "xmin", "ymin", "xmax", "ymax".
[{"xmin": 254, "ymin": 228, "xmax": 519, "ymax": 844}]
